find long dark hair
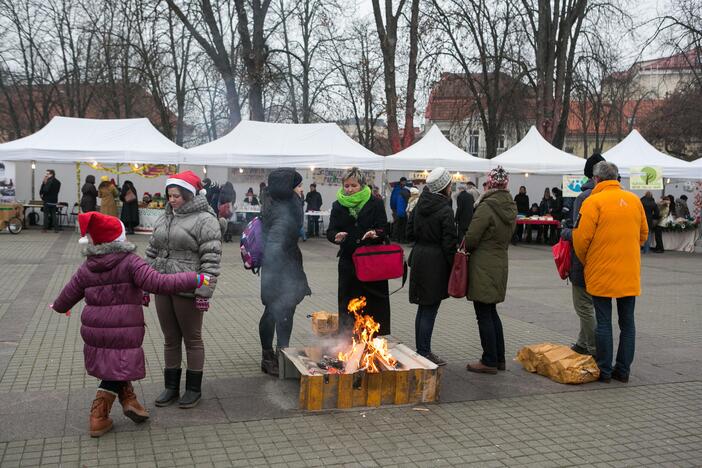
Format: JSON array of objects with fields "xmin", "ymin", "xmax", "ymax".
[{"xmin": 121, "ymin": 180, "xmax": 136, "ymax": 196}]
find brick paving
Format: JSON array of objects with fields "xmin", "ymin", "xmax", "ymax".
[{"xmin": 0, "ymin": 229, "xmax": 701, "ymax": 467}]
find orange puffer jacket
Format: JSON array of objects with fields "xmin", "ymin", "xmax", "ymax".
[{"xmin": 573, "ymin": 180, "xmax": 648, "ymax": 298}]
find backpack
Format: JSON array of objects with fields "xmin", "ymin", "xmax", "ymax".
[{"xmin": 240, "ymin": 217, "xmax": 264, "ymax": 274}]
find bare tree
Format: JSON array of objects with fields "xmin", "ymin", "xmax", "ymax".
[
  {"xmin": 371, "ymin": 0, "xmax": 420, "ymax": 152},
  {"xmin": 431, "ymin": 0, "xmax": 530, "ymax": 159}
]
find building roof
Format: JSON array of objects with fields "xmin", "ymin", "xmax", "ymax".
[{"xmin": 635, "ymin": 49, "xmax": 702, "ymax": 72}]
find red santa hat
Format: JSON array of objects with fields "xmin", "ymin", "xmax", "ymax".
[
  {"xmin": 166, "ymin": 170, "xmax": 207, "ymax": 196},
  {"xmin": 77, "ymin": 212, "xmax": 126, "ymax": 245}
]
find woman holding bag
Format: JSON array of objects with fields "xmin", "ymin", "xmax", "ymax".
[
  {"xmin": 406, "ymin": 168, "xmax": 457, "ymax": 366},
  {"xmin": 465, "ymin": 166, "xmax": 517, "ymax": 374},
  {"xmin": 327, "ymin": 167, "xmax": 390, "ymax": 335}
]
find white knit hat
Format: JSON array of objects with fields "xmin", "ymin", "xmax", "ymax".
[{"xmin": 426, "ymin": 167, "xmax": 452, "ymax": 193}]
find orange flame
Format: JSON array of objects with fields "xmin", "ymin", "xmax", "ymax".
[{"xmin": 337, "ymin": 297, "xmax": 397, "ymax": 373}]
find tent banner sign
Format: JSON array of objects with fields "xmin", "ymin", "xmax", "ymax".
[
  {"xmin": 630, "ymin": 166, "xmax": 663, "ymax": 190},
  {"xmin": 562, "ymin": 175, "xmax": 588, "ymax": 197},
  {"xmin": 0, "ymin": 161, "xmax": 16, "ymax": 203}
]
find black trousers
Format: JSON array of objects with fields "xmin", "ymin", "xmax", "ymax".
[
  {"xmin": 259, "ymin": 304, "xmax": 295, "ymax": 349},
  {"xmin": 473, "ymin": 301, "xmax": 505, "ymax": 367},
  {"xmin": 654, "ymin": 226, "xmax": 664, "ymax": 252},
  {"xmin": 307, "ymin": 215, "xmax": 320, "ymax": 237},
  {"xmin": 99, "ymin": 380, "xmax": 126, "ymax": 394},
  {"xmin": 43, "ymin": 204, "xmax": 58, "ymax": 231},
  {"xmin": 394, "ymin": 216, "xmax": 407, "ymax": 243}
]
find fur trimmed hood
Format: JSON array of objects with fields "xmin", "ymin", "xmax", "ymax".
[{"xmin": 83, "ymin": 241, "xmax": 137, "ymax": 257}]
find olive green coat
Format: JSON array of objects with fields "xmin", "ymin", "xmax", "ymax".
[{"xmin": 465, "ymin": 189, "xmax": 517, "ymax": 304}]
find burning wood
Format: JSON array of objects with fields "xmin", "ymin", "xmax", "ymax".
[{"xmin": 337, "ymin": 297, "xmax": 398, "ymax": 373}]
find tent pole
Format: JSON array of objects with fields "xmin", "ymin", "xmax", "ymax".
[
  {"xmin": 31, "ymin": 160, "xmax": 36, "ymax": 201},
  {"xmin": 76, "ymin": 162, "xmax": 81, "ymax": 208}
]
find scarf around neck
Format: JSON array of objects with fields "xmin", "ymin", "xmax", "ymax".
[{"xmin": 337, "ymin": 186, "xmax": 371, "ymax": 218}]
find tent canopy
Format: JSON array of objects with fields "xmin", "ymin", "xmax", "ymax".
[
  {"xmin": 603, "ymin": 130, "xmax": 698, "ymax": 178},
  {"xmin": 0, "ymin": 116, "xmax": 183, "ymax": 164},
  {"xmin": 490, "ymin": 126, "xmax": 585, "ymax": 174},
  {"xmin": 184, "ymin": 120, "xmax": 385, "ymax": 170},
  {"xmin": 384, "ymin": 125, "xmax": 491, "ymax": 172}
]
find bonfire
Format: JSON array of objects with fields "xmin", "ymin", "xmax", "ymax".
[{"xmin": 337, "ymin": 297, "xmax": 397, "ymax": 373}]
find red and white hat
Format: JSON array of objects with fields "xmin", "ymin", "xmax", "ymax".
[
  {"xmin": 166, "ymin": 170, "xmax": 207, "ymax": 196},
  {"xmin": 77, "ymin": 212, "xmax": 126, "ymax": 245}
]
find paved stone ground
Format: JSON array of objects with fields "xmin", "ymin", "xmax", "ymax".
[{"xmin": 0, "ymin": 229, "xmax": 701, "ymax": 467}]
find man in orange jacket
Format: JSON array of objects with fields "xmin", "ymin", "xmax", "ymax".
[{"xmin": 573, "ymin": 161, "xmax": 648, "ymax": 383}]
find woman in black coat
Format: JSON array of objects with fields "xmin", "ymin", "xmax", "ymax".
[
  {"xmin": 259, "ymin": 168, "xmax": 311, "ymax": 376},
  {"xmin": 327, "ymin": 167, "xmax": 390, "ymax": 336},
  {"xmin": 119, "ymin": 180, "xmax": 139, "ymax": 234},
  {"xmin": 406, "ymin": 168, "xmax": 457, "ymax": 366},
  {"xmin": 80, "ymin": 175, "xmax": 98, "ymax": 213}
]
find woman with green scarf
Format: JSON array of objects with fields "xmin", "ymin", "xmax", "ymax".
[{"xmin": 327, "ymin": 167, "xmax": 391, "ymax": 335}]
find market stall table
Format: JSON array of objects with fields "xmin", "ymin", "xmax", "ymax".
[
  {"xmin": 135, "ymin": 207, "xmax": 165, "ymax": 234},
  {"xmin": 653, "ymin": 229, "xmax": 700, "ymax": 253}
]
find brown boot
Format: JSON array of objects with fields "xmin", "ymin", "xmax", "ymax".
[
  {"xmin": 89, "ymin": 390, "xmax": 116, "ymax": 437},
  {"xmin": 118, "ymin": 382, "xmax": 150, "ymax": 423},
  {"xmin": 466, "ymin": 361, "xmax": 498, "ymax": 375}
]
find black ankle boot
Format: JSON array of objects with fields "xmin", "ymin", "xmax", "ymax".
[
  {"xmin": 179, "ymin": 370, "xmax": 203, "ymax": 408},
  {"xmin": 155, "ymin": 368, "xmax": 181, "ymax": 407},
  {"xmin": 261, "ymin": 349, "xmax": 279, "ymax": 377}
]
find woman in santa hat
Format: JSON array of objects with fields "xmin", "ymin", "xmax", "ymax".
[
  {"xmin": 51, "ymin": 212, "xmax": 211, "ymax": 437},
  {"xmin": 145, "ymin": 170, "xmax": 223, "ymax": 409}
]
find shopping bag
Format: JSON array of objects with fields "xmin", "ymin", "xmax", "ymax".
[{"xmin": 552, "ymin": 239, "xmax": 572, "ymax": 280}]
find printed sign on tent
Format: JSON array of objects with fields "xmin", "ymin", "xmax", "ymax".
[
  {"xmin": 562, "ymin": 175, "xmax": 588, "ymax": 197},
  {"xmin": 0, "ymin": 161, "xmax": 16, "ymax": 202},
  {"xmin": 630, "ymin": 166, "xmax": 663, "ymax": 190}
]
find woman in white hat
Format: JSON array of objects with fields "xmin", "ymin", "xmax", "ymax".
[{"xmin": 406, "ymin": 168, "xmax": 457, "ymax": 366}]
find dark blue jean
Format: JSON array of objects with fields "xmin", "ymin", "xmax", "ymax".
[
  {"xmin": 259, "ymin": 305, "xmax": 295, "ymax": 349},
  {"xmin": 415, "ymin": 303, "xmax": 440, "ymax": 356},
  {"xmin": 592, "ymin": 296, "xmax": 636, "ymax": 378},
  {"xmin": 474, "ymin": 301, "xmax": 505, "ymax": 367}
]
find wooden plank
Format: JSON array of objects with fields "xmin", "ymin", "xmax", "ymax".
[
  {"xmin": 422, "ymin": 369, "xmax": 438, "ymax": 403},
  {"xmin": 366, "ymin": 372, "xmax": 382, "ymax": 407},
  {"xmin": 337, "ymin": 373, "xmax": 354, "ymax": 409},
  {"xmin": 394, "ymin": 370, "xmax": 410, "ymax": 405},
  {"xmin": 408, "ymin": 369, "xmax": 424, "ymax": 404},
  {"xmin": 322, "ymin": 374, "xmax": 339, "ymax": 409},
  {"xmin": 306, "ymin": 375, "xmax": 324, "ymax": 411},
  {"xmin": 380, "ymin": 370, "xmax": 396, "ymax": 405},
  {"xmin": 351, "ymin": 372, "xmax": 368, "ymax": 407},
  {"xmin": 299, "ymin": 376, "xmax": 309, "ymax": 409}
]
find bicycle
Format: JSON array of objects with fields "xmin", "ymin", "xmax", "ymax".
[{"xmin": 0, "ymin": 216, "xmax": 22, "ymax": 234}]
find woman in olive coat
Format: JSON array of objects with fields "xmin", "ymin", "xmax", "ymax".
[{"xmin": 465, "ymin": 166, "xmax": 517, "ymax": 374}]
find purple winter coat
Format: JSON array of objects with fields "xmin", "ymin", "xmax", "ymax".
[{"xmin": 52, "ymin": 241, "xmax": 197, "ymax": 381}]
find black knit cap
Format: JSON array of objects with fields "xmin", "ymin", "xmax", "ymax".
[
  {"xmin": 292, "ymin": 171, "xmax": 303, "ymax": 189},
  {"xmin": 584, "ymin": 153, "xmax": 605, "ymax": 179}
]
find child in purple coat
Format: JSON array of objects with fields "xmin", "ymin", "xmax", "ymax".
[{"xmin": 51, "ymin": 212, "xmax": 211, "ymax": 437}]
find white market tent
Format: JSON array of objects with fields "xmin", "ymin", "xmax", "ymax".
[
  {"xmin": 490, "ymin": 126, "xmax": 585, "ymax": 174},
  {"xmin": 692, "ymin": 157, "xmax": 702, "ymax": 167},
  {"xmin": 603, "ymin": 130, "xmax": 700, "ymax": 179},
  {"xmin": 0, "ymin": 116, "xmax": 183, "ymax": 164},
  {"xmin": 384, "ymin": 125, "xmax": 491, "ymax": 173},
  {"xmin": 184, "ymin": 120, "xmax": 386, "ymax": 170}
]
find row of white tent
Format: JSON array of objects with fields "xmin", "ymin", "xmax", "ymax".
[{"xmin": 1, "ymin": 116, "xmax": 702, "ymax": 178}]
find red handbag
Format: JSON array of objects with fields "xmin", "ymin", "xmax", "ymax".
[
  {"xmin": 552, "ymin": 239, "xmax": 572, "ymax": 280},
  {"xmin": 448, "ymin": 240, "xmax": 469, "ymax": 298},
  {"xmin": 352, "ymin": 243, "xmax": 405, "ymax": 282}
]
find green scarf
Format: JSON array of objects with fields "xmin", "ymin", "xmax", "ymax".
[{"xmin": 337, "ymin": 186, "xmax": 372, "ymax": 218}]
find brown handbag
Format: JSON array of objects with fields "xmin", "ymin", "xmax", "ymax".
[
  {"xmin": 448, "ymin": 240, "xmax": 469, "ymax": 298},
  {"xmin": 124, "ymin": 190, "xmax": 137, "ymax": 203}
]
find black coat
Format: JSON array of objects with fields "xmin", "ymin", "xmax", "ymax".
[
  {"xmin": 640, "ymin": 195, "xmax": 660, "ymax": 230},
  {"xmin": 40, "ymin": 177, "xmax": 61, "ymax": 204},
  {"xmin": 80, "ymin": 183, "xmax": 98, "ymax": 212},
  {"xmin": 514, "ymin": 193, "xmax": 530, "ymax": 214},
  {"xmin": 455, "ymin": 190, "xmax": 474, "ymax": 238},
  {"xmin": 327, "ymin": 195, "xmax": 391, "ymax": 335},
  {"xmin": 407, "ymin": 192, "xmax": 458, "ymax": 306},
  {"xmin": 119, "ymin": 184, "xmax": 140, "ymax": 226},
  {"xmin": 539, "ymin": 197, "xmax": 555, "ymax": 216},
  {"xmin": 261, "ymin": 169, "xmax": 310, "ymax": 311},
  {"xmin": 305, "ymin": 190, "xmax": 323, "ymax": 211}
]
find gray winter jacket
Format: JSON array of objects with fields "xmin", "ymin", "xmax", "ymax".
[
  {"xmin": 145, "ymin": 194, "xmax": 222, "ymax": 298},
  {"xmin": 561, "ymin": 178, "xmax": 595, "ymax": 288}
]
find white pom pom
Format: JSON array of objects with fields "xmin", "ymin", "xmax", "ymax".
[
  {"xmin": 199, "ymin": 189, "xmax": 207, "ymax": 196},
  {"xmin": 78, "ymin": 236, "xmax": 90, "ymax": 245}
]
